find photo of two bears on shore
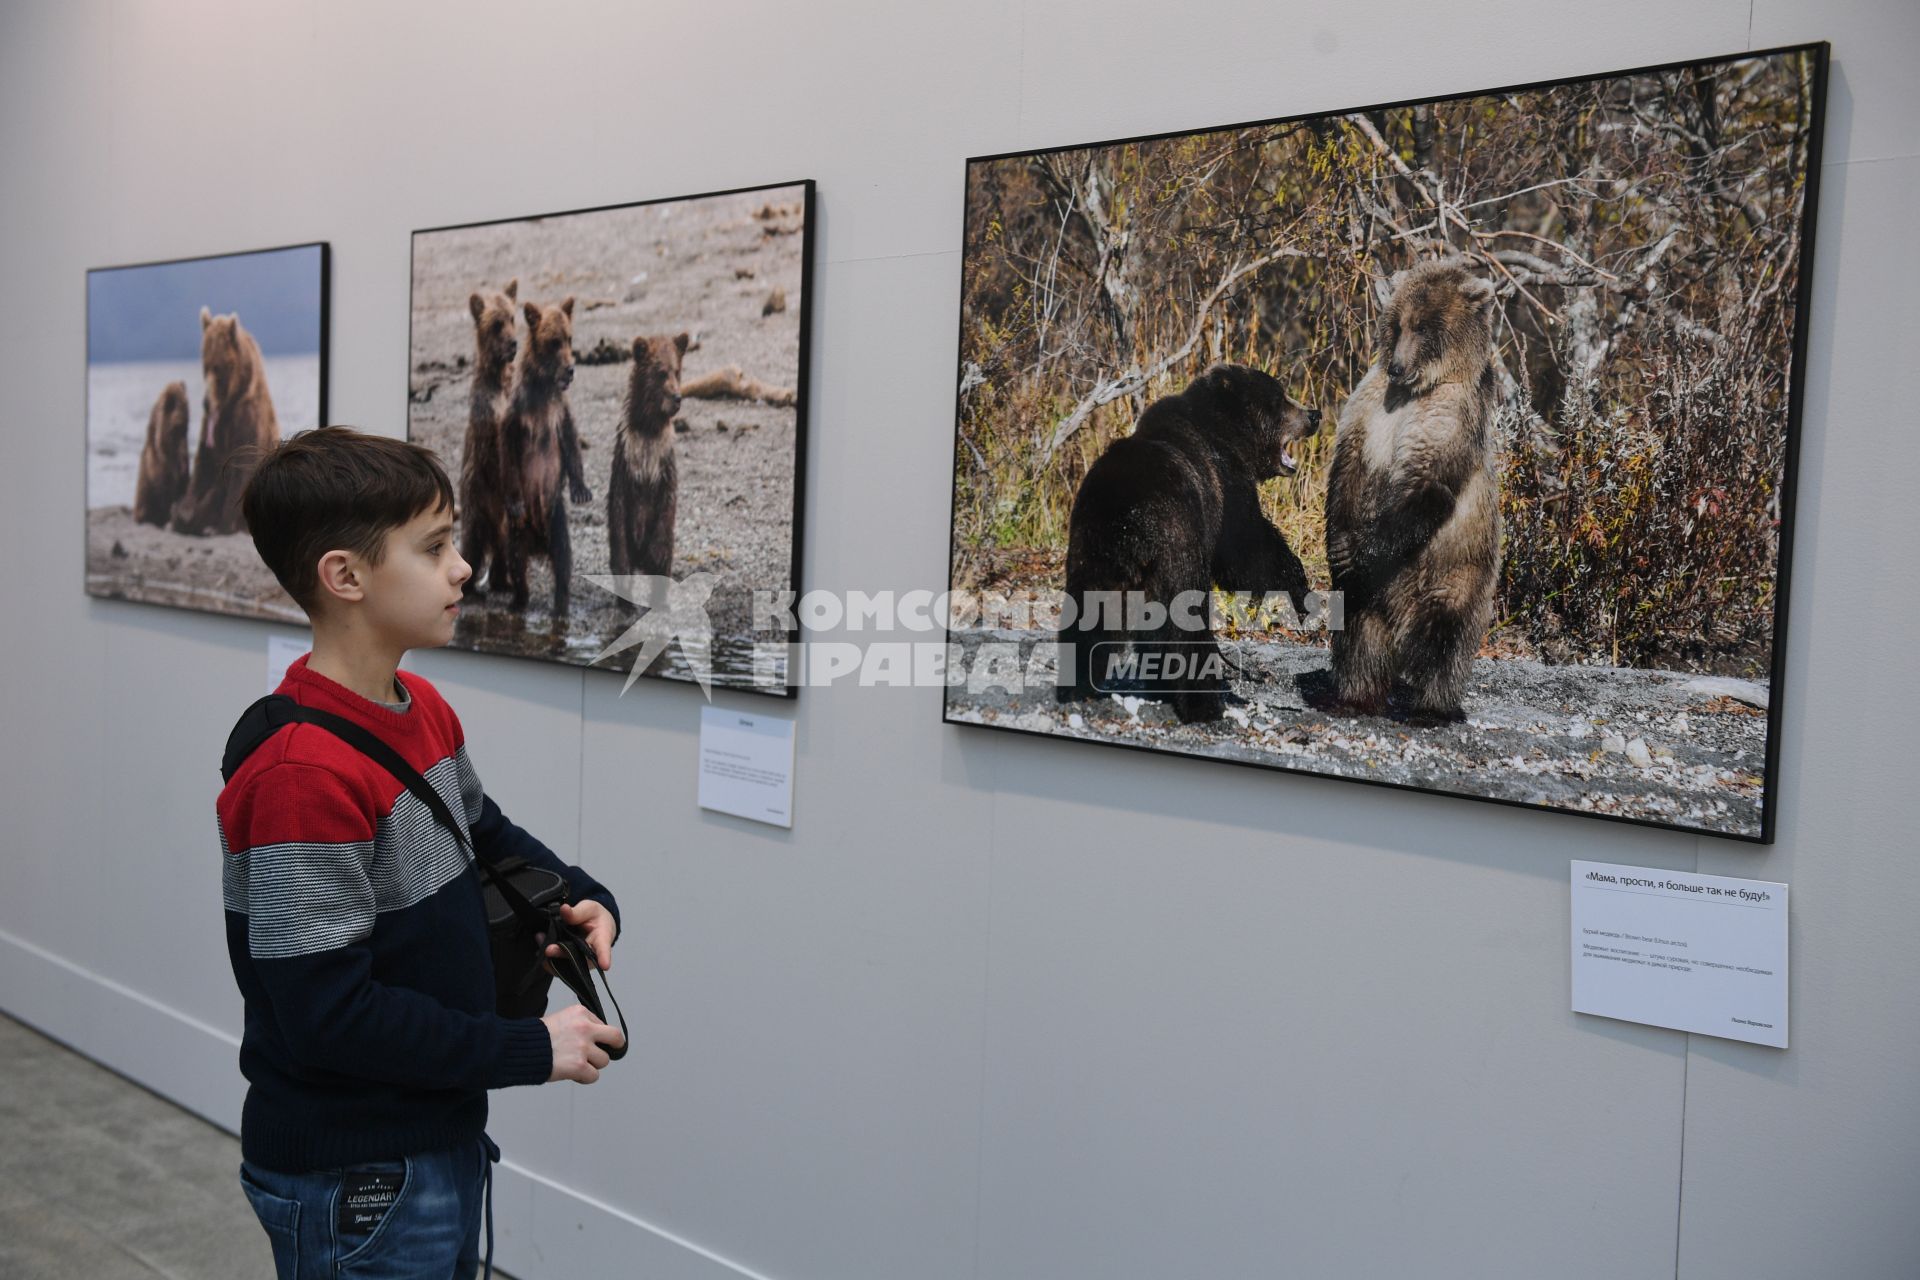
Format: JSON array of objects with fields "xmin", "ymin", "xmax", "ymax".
[
  {"xmin": 408, "ymin": 185, "xmax": 808, "ymax": 691},
  {"xmin": 85, "ymin": 243, "xmax": 326, "ymax": 622},
  {"xmin": 948, "ymin": 47, "xmax": 1820, "ymax": 839}
]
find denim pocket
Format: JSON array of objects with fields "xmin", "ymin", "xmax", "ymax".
[
  {"xmin": 334, "ymin": 1157, "xmax": 413, "ymax": 1268},
  {"xmin": 238, "ymin": 1162, "xmax": 301, "ymax": 1277}
]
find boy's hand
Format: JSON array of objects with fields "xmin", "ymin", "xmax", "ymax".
[
  {"xmin": 542, "ymin": 1004, "xmax": 626, "ymax": 1083},
  {"xmin": 546, "ymin": 900, "xmax": 618, "ymax": 971}
]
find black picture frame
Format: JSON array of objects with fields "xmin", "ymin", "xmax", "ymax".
[
  {"xmin": 408, "ymin": 180, "xmax": 814, "ymax": 699},
  {"xmin": 943, "ymin": 44, "xmax": 1829, "ymax": 844},
  {"xmin": 84, "ymin": 240, "xmax": 332, "ymax": 624}
]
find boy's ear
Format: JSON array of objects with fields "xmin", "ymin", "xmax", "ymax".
[{"xmin": 312, "ymin": 547, "xmax": 364, "ymax": 605}]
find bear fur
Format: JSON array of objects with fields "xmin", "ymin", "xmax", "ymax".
[
  {"xmin": 497, "ymin": 296, "xmax": 592, "ymax": 619},
  {"xmin": 133, "ymin": 381, "xmax": 191, "ymax": 528},
  {"xmin": 1058, "ymin": 363, "xmax": 1323, "ymax": 723},
  {"xmin": 1320, "ymin": 258, "xmax": 1502, "ymax": 723},
  {"xmin": 170, "ymin": 308, "xmax": 281, "ymax": 535},
  {"xmin": 607, "ymin": 332, "xmax": 690, "ymax": 586},
  {"xmin": 458, "ymin": 278, "xmax": 518, "ymax": 598}
]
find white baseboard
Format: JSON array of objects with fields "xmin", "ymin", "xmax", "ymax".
[
  {"xmin": 0, "ymin": 925, "xmax": 769, "ymax": 1280},
  {"xmin": 0, "ymin": 924, "xmax": 246, "ymax": 1127}
]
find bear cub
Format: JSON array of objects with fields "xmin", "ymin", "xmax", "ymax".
[
  {"xmin": 1058, "ymin": 363, "xmax": 1322, "ymax": 724},
  {"xmin": 607, "ymin": 332, "xmax": 690, "ymax": 590},
  {"xmin": 134, "ymin": 381, "xmax": 191, "ymax": 528},
  {"xmin": 459, "ymin": 278, "xmax": 518, "ymax": 599},
  {"xmin": 498, "ymin": 296, "xmax": 591, "ymax": 621}
]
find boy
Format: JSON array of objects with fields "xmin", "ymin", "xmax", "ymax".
[{"xmin": 219, "ymin": 427, "xmax": 625, "ymax": 1278}]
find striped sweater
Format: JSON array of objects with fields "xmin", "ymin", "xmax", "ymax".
[{"xmin": 219, "ymin": 652, "xmax": 618, "ymax": 1172}]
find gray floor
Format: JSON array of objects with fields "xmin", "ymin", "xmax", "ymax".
[
  {"xmin": 0, "ymin": 1012, "xmax": 275, "ymax": 1278},
  {"xmin": 0, "ymin": 1013, "xmax": 522, "ymax": 1279}
]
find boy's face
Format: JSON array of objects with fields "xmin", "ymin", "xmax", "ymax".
[{"xmin": 358, "ymin": 500, "xmax": 471, "ymax": 648}]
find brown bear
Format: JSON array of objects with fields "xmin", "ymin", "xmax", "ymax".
[
  {"xmin": 1318, "ymin": 258, "xmax": 1502, "ymax": 724},
  {"xmin": 133, "ymin": 381, "xmax": 191, "ymax": 528},
  {"xmin": 1057, "ymin": 363, "xmax": 1323, "ymax": 723},
  {"xmin": 607, "ymin": 332, "xmax": 690, "ymax": 586},
  {"xmin": 497, "ymin": 297, "xmax": 592, "ymax": 620},
  {"xmin": 458, "ymin": 279, "xmax": 518, "ymax": 598},
  {"xmin": 170, "ymin": 308, "xmax": 282, "ymax": 536}
]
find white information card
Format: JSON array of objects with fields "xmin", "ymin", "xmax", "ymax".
[
  {"xmin": 698, "ymin": 707, "xmax": 795, "ymax": 828},
  {"xmin": 1571, "ymin": 860, "xmax": 1788, "ymax": 1048}
]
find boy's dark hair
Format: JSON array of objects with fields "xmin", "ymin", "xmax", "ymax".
[{"xmin": 241, "ymin": 427, "xmax": 457, "ymax": 615}]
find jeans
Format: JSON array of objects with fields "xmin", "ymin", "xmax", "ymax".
[{"xmin": 239, "ymin": 1135, "xmax": 497, "ymax": 1279}]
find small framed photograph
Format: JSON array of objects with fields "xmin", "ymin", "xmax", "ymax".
[{"xmin": 86, "ymin": 242, "xmax": 330, "ymax": 621}]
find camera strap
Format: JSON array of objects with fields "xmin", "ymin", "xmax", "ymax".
[{"xmin": 221, "ymin": 694, "xmax": 628, "ymax": 1056}]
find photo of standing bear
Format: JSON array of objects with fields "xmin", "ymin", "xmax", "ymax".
[
  {"xmin": 1316, "ymin": 258, "xmax": 1501, "ymax": 724},
  {"xmin": 1059, "ymin": 363, "xmax": 1322, "ymax": 724},
  {"xmin": 949, "ymin": 51, "xmax": 1820, "ymax": 838}
]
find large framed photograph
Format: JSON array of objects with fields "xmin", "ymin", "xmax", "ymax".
[
  {"xmin": 409, "ymin": 181, "xmax": 812, "ymax": 696},
  {"xmin": 85, "ymin": 242, "xmax": 329, "ymax": 621},
  {"xmin": 945, "ymin": 45, "xmax": 1827, "ymax": 842}
]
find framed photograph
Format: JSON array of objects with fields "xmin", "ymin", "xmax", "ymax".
[
  {"xmin": 85, "ymin": 242, "xmax": 330, "ymax": 621},
  {"xmin": 409, "ymin": 180, "xmax": 813, "ymax": 696},
  {"xmin": 945, "ymin": 44, "xmax": 1827, "ymax": 842}
]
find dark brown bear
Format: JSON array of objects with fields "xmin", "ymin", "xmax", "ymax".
[
  {"xmin": 497, "ymin": 297, "xmax": 593, "ymax": 621},
  {"xmin": 458, "ymin": 279, "xmax": 517, "ymax": 598},
  {"xmin": 133, "ymin": 381, "xmax": 191, "ymax": 528},
  {"xmin": 607, "ymin": 332, "xmax": 690, "ymax": 587},
  {"xmin": 1057, "ymin": 363, "xmax": 1323, "ymax": 723}
]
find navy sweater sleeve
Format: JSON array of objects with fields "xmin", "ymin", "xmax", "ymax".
[
  {"xmin": 232, "ymin": 761, "xmax": 553, "ymax": 1093},
  {"xmin": 469, "ymin": 794, "xmax": 623, "ymax": 933},
  {"xmin": 455, "ymin": 746, "xmax": 621, "ymax": 936}
]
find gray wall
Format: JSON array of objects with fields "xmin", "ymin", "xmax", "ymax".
[{"xmin": 3, "ymin": 2, "xmax": 1916, "ymax": 1277}]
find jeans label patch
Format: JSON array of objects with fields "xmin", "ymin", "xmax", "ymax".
[{"xmin": 336, "ymin": 1171, "xmax": 404, "ymax": 1234}]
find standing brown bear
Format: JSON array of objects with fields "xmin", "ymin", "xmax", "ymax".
[
  {"xmin": 607, "ymin": 332, "xmax": 690, "ymax": 585},
  {"xmin": 1319, "ymin": 258, "xmax": 1502, "ymax": 724},
  {"xmin": 1057, "ymin": 363, "xmax": 1323, "ymax": 724},
  {"xmin": 458, "ymin": 278, "xmax": 518, "ymax": 599},
  {"xmin": 133, "ymin": 381, "xmax": 191, "ymax": 528},
  {"xmin": 170, "ymin": 308, "xmax": 281, "ymax": 535},
  {"xmin": 498, "ymin": 297, "xmax": 593, "ymax": 620}
]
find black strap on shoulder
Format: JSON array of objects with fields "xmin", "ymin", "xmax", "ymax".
[
  {"xmin": 222, "ymin": 695, "xmax": 547, "ymax": 935},
  {"xmin": 222, "ymin": 694, "xmax": 628, "ymax": 1055}
]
